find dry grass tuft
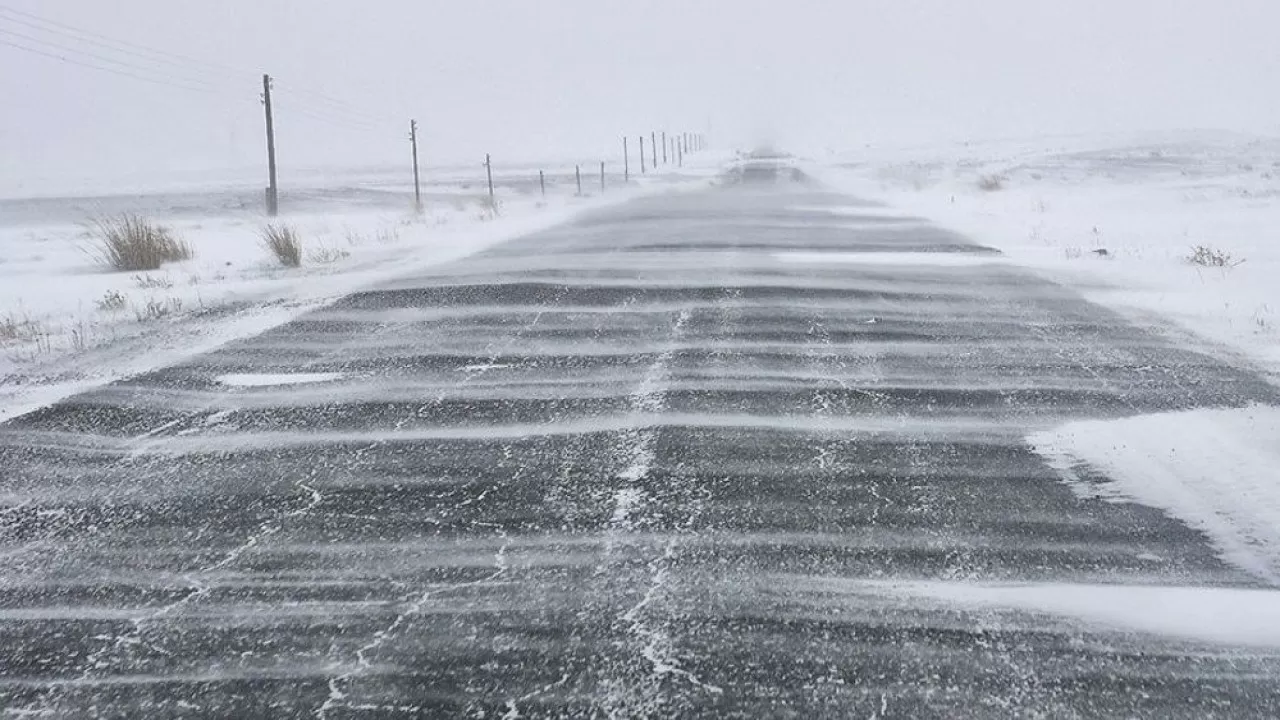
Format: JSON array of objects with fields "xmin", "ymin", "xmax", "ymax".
[
  {"xmin": 1187, "ymin": 245, "xmax": 1244, "ymax": 268},
  {"xmin": 260, "ymin": 224, "xmax": 303, "ymax": 267},
  {"xmin": 977, "ymin": 174, "xmax": 1005, "ymax": 192},
  {"xmin": 89, "ymin": 214, "xmax": 193, "ymax": 272}
]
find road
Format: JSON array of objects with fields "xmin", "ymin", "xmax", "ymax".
[{"xmin": 3, "ymin": 163, "xmax": 1280, "ymax": 718}]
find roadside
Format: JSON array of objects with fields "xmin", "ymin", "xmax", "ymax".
[
  {"xmin": 808, "ymin": 130, "xmax": 1280, "ymax": 386},
  {"xmin": 0, "ymin": 163, "xmax": 722, "ymax": 422}
]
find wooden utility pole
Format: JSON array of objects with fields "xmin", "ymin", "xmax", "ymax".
[
  {"xmin": 485, "ymin": 154, "xmax": 494, "ymax": 200},
  {"xmin": 640, "ymin": 135, "xmax": 646, "ymax": 173},
  {"xmin": 410, "ymin": 119, "xmax": 422, "ymax": 213},
  {"xmin": 662, "ymin": 131, "xmax": 668, "ymax": 164},
  {"xmin": 262, "ymin": 74, "xmax": 279, "ymax": 216},
  {"xmin": 600, "ymin": 161, "xmax": 606, "ymax": 192},
  {"xmin": 623, "ymin": 137, "xmax": 629, "ymax": 181}
]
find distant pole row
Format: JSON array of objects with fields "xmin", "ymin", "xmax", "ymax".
[
  {"xmin": 622, "ymin": 131, "xmax": 707, "ymax": 179},
  {"xmin": 261, "ymin": 71, "xmax": 708, "ymax": 216}
]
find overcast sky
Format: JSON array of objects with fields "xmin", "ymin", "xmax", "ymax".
[{"xmin": 3, "ymin": 0, "xmax": 1279, "ymax": 192}]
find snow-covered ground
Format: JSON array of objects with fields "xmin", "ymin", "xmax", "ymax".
[
  {"xmin": 810, "ymin": 130, "xmax": 1280, "ymax": 385},
  {"xmin": 0, "ymin": 161, "xmax": 718, "ymax": 422},
  {"xmin": 809, "ymin": 131, "xmax": 1280, "ymax": 598}
]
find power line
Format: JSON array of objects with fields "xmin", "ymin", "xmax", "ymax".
[
  {"xmin": 0, "ymin": 3, "xmax": 395, "ymax": 127},
  {"xmin": 0, "ymin": 3, "xmax": 252, "ymax": 80},
  {"xmin": 271, "ymin": 80, "xmax": 399, "ymax": 126},
  {"xmin": 282, "ymin": 102, "xmax": 385, "ymax": 135},
  {"xmin": 0, "ymin": 26, "xmax": 239, "ymax": 95},
  {"xmin": 2, "ymin": 33, "xmax": 391, "ymax": 136},
  {"xmin": 0, "ymin": 35, "xmax": 228, "ymax": 96}
]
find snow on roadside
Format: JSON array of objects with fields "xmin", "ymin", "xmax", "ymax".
[
  {"xmin": 807, "ymin": 133, "xmax": 1280, "ymax": 584},
  {"xmin": 807, "ymin": 130, "xmax": 1280, "ymax": 384},
  {"xmin": 0, "ymin": 172, "xmax": 713, "ymax": 423},
  {"xmin": 1030, "ymin": 404, "xmax": 1280, "ymax": 583},
  {"xmin": 854, "ymin": 579, "xmax": 1280, "ymax": 649}
]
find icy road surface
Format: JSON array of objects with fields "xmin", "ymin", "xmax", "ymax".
[{"xmin": 3, "ymin": 166, "xmax": 1280, "ymax": 718}]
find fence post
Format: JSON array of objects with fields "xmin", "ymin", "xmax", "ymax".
[
  {"xmin": 485, "ymin": 154, "xmax": 494, "ymax": 200},
  {"xmin": 575, "ymin": 165, "xmax": 582, "ymax": 195},
  {"xmin": 600, "ymin": 161, "xmax": 605, "ymax": 192},
  {"xmin": 623, "ymin": 136, "xmax": 629, "ymax": 181},
  {"xmin": 539, "ymin": 170, "xmax": 545, "ymax": 196},
  {"xmin": 640, "ymin": 135, "xmax": 646, "ymax": 174}
]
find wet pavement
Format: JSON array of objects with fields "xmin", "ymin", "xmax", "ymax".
[{"xmin": 2, "ymin": 164, "xmax": 1280, "ymax": 718}]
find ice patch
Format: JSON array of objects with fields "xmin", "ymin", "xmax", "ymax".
[
  {"xmin": 788, "ymin": 205, "xmax": 915, "ymax": 219},
  {"xmin": 775, "ymin": 251, "xmax": 1006, "ymax": 267},
  {"xmin": 217, "ymin": 372, "xmax": 345, "ymax": 387},
  {"xmin": 1030, "ymin": 404, "xmax": 1280, "ymax": 581},
  {"xmin": 867, "ymin": 580, "xmax": 1280, "ymax": 649}
]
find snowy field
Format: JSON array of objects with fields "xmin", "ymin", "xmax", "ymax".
[
  {"xmin": 810, "ymin": 130, "xmax": 1280, "ymax": 383},
  {"xmin": 808, "ymin": 131, "xmax": 1280, "ymax": 629},
  {"xmin": 0, "ymin": 162, "xmax": 716, "ymax": 422}
]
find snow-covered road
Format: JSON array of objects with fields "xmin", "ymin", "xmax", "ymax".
[{"xmin": 2, "ymin": 163, "xmax": 1279, "ymax": 718}]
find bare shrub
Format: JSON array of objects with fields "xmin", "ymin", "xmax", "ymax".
[
  {"xmin": 132, "ymin": 274, "xmax": 174, "ymax": 290},
  {"xmin": 134, "ymin": 297, "xmax": 183, "ymax": 322},
  {"xmin": 0, "ymin": 314, "xmax": 29, "ymax": 343},
  {"xmin": 260, "ymin": 224, "xmax": 302, "ymax": 267},
  {"xmin": 0, "ymin": 312, "xmax": 50, "ymax": 354},
  {"xmin": 1187, "ymin": 245, "xmax": 1244, "ymax": 268},
  {"xmin": 977, "ymin": 174, "xmax": 1005, "ymax": 192},
  {"xmin": 88, "ymin": 214, "xmax": 193, "ymax": 272},
  {"xmin": 95, "ymin": 290, "xmax": 128, "ymax": 311},
  {"xmin": 308, "ymin": 245, "xmax": 351, "ymax": 265}
]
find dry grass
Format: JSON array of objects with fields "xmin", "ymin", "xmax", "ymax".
[
  {"xmin": 977, "ymin": 174, "xmax": 1005, "ymax": 192},
  {"xmin": 475, "ymin": 196, "xmax": 502, "ymax": 221},
  {"xmin": 260, "ymin": 223, "xmax": 302, "ymax": 267},
  {"xmin": 1187, "ymin": 245, "xmax": 1244, "ymax": 268},
  {"xmin": 134, "ymin": 297, "xmax": 183, "ymax": 322},
  {"xmin": 0, "ymin": 312, "xmax": 51, "ymax": 354},
  {"xmin": 95, "ymin": 290, "xmax": 128, "ymax": 312},
  {"xmin": 308, "ymin": 245, "xmax": 351, "ymax": 265},
  {"xmin": 88, "ymin": 214, "xmax": 193, "ymax": 272}
]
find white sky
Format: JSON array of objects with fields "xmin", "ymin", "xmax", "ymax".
[{"xmin": 2, "ymin": 0, "xmax": 1279, "ymax": 190}]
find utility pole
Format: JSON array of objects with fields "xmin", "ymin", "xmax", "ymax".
[
  {"xmin": 410, "ymin": 119, "xmax": 422, "ymax": 213},
  {"xmin": 662, "ymin": 131, "xmax": 668, "ymax": 164},
  {"xmin": 575, "ymin": 165, "xmax": 582, "ymax": 195},
  {"xmin": 261, "ymin": 74, "xmax": 278, "ymax": 216},
  {"xmin": 485, "ymin": 153, "xmax": 494, "ymax": 200},
  {"xmin": 623, "ymin": 136, "xmax": 629, "ymax": 181},
  {"xmin": 600, "ymin": 161, "xmax": 606, "ymax": 192},
  {"xmin": 640, "ymin": 135, "xmax": 647, "ymax": 173}
]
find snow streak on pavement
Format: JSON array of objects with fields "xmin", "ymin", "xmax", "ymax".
[{"xmin": 2, "ymin": 165, "xmax": 1280, "ymax": 718}]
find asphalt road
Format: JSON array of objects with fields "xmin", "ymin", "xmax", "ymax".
[{"xmin": 3, "ymin": 164, "xmax": 1280, "ymax": 718}]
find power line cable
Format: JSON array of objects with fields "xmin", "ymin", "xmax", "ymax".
[
  {"xmin": 1, "ymin": 3, "xmax": 398, "ymax": 126},
  {"xmin": 0, "ymin": 3, "xmax": 252, "ymax": 80},
  {"xmin": 0, "ymin": 26, "xmax": 244, "ymax": 95},
  {"xmin": 0, "ymin": 35, "xmax": 230, "ymax": 96}
]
